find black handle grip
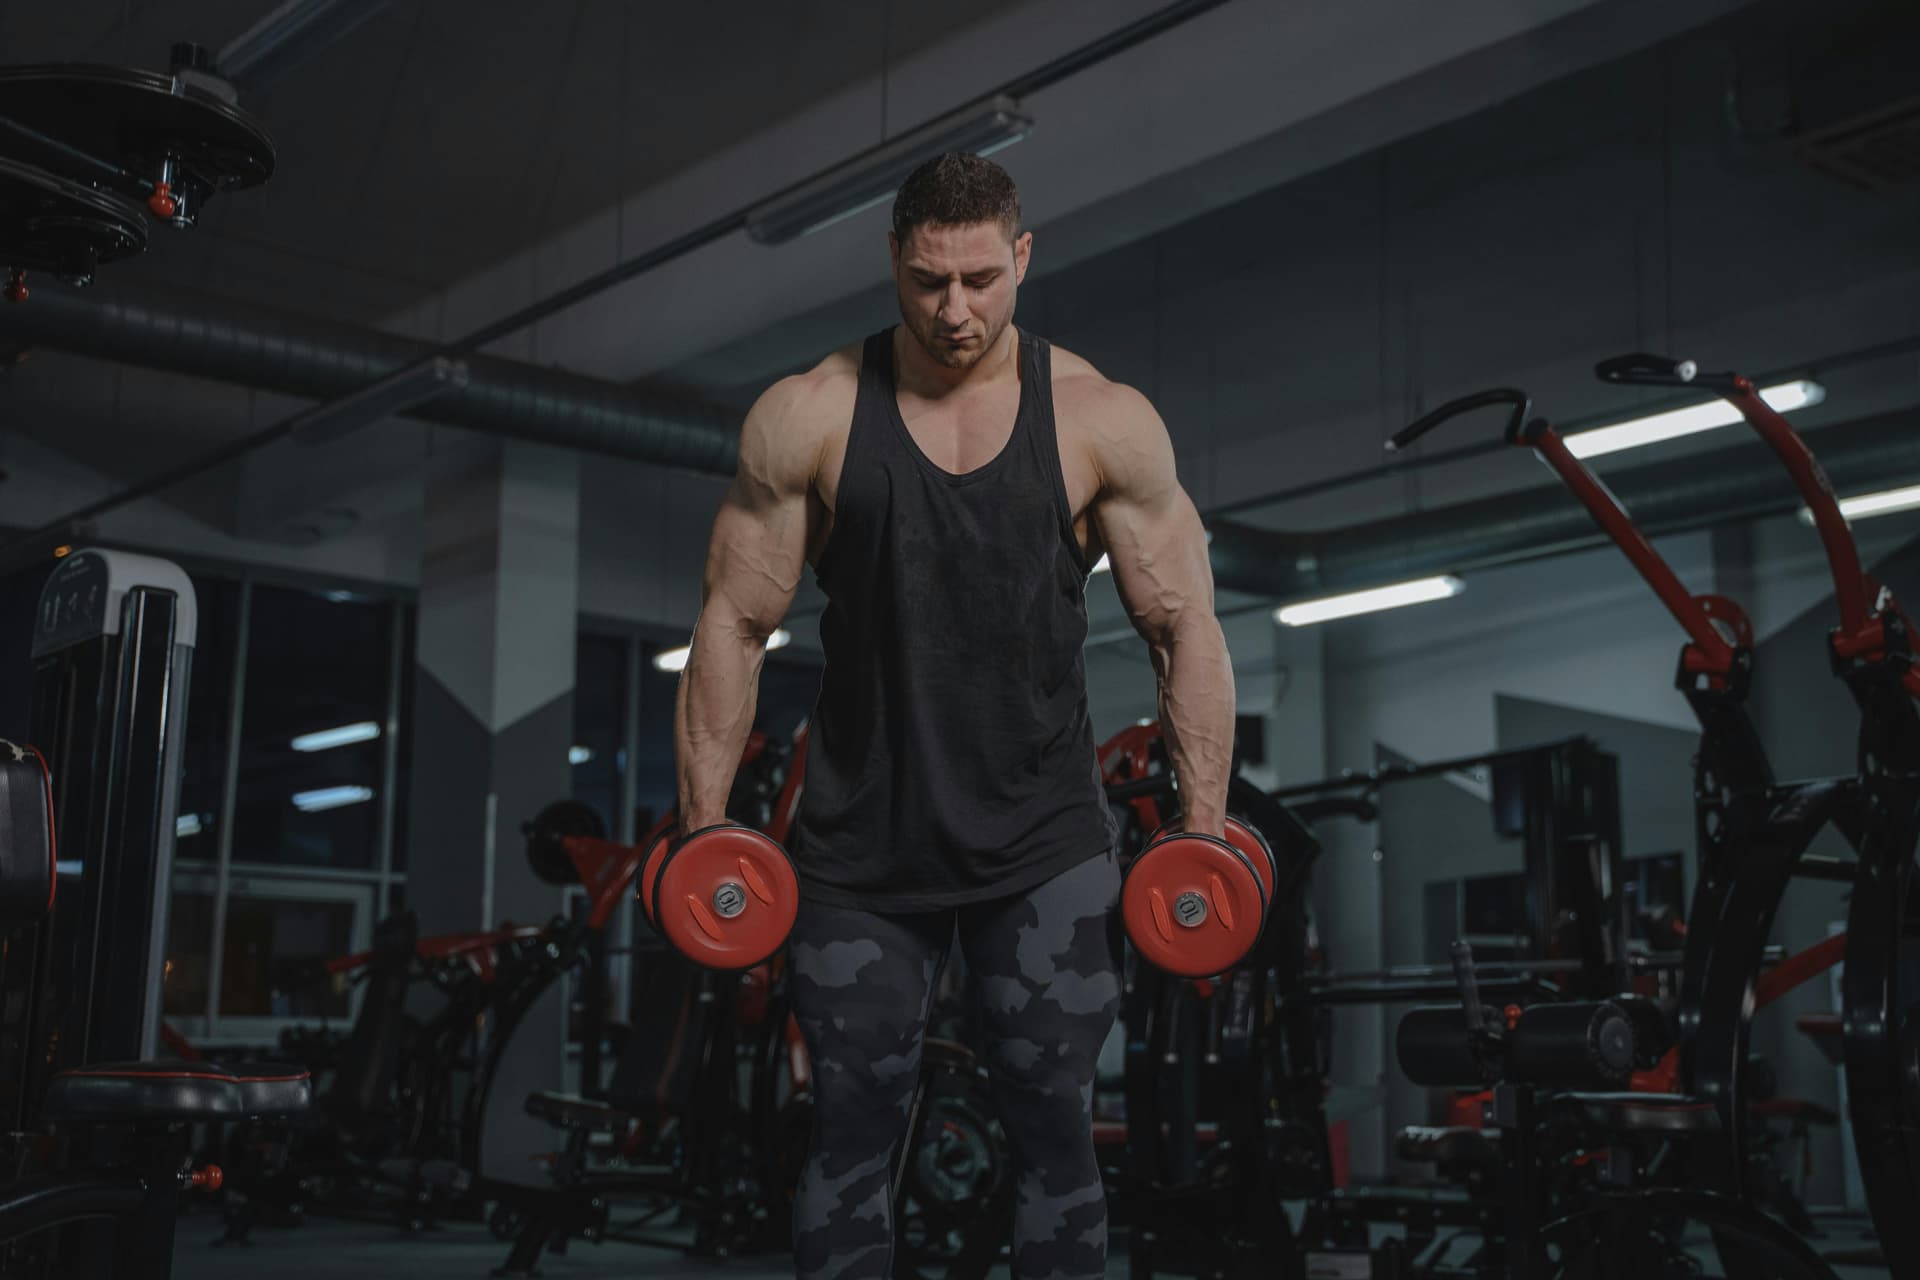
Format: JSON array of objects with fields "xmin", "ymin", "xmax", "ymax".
[
  {"xmin": 1595, "ymin": 352, "xmax": 1697, "ymax": 387},
  {"xmin": 1595, "ymin": 351, "xmax": 1741, "ymax": 392},
  {"xmin": 1105, "ymin": 772, "xmax": 1175, "ymax": 802},
  {"xmin": 1387, "ymin": 388, "xmax": 1530, "ymax": 453}
]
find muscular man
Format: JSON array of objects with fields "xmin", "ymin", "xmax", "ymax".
[{"xmin": 675, "ymin": 153, "xmax": 1234, "ymax": 1280}]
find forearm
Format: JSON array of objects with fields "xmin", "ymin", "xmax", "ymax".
[
  {"xmin": 674, "ymin": 615, "xmax": 768, "ymax": 830},
  {"xmin": 1149, "ymin": 613, "xmax": 1236, "ymax": 835}
]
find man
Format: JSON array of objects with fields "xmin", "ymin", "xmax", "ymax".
[{"xmin": 674, "ymin": 152, "xmax": 1233, "ymax": 1280}]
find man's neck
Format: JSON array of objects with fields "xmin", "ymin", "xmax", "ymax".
[{"xmin": 894, "ymin": 324, "xmax": 1020, "ymax": 400}]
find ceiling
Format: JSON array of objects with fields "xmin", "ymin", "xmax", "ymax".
[
  {"xmin": 6, "ymin": 0, "xmax": 1917, "ymax": 624},
  {"xmin": 0, "ymin": 0, "xmax": 1030, "ymax": 324}
]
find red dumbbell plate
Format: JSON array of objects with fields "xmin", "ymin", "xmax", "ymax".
[
  {"xmin": 1150, "ymin": 815, "xmax": 1277, "ymax": 903},
  {"xmin": 1122, "ymin": 831, "xmax": 1266, "ymax": 978},
  {"xmin": 652, "ymin": 825, "xmax": 799, "ymax": 971},
  {"xmin": 638, "ymin": 825, "xmax": 676, "ymax": 925}
]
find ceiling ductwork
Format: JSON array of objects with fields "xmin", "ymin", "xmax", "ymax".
[
  {"xmin": 7, "ymin": 289, "xmax": 1917, "ymax": 609},
  {"xmin": 0, "ymin": 285, "xmax": 743, "ymax": 474}
]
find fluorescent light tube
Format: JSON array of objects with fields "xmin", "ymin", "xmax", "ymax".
[
  {"xmin": 1275, "ymin": 576, "xmax": 1465, "ymax": 627},
  {"xmin": 1799, "ymin": 482, "xmax": 1920, "ymax": 526},
  {"xmin": 291, "ymin": 720, "xmax": 380, "ymax": 752},
  {"xmin": 654, "ymin": 628, "xmax": 793, "ymax": 674},
  {"xmin": 293, "ymin": 785, "xmax": 375, "ymax": 812},
  {"xmin": 1565, "ymin": 380, "xmax": 1825, "ymax": 460},
  {"xmin": 746, "ymin": 95, "xmax": 1033, "ymax": 245}
]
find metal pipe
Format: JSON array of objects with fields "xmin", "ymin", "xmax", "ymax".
[
  {"xmin": 0, "ymin": 0, "xmax": 1234, "ymax": 555},
  {"xmin": 204, "ymin": 577, "xmax": 252, "ymax": 1028},
  {"xmin": 218, "ymin": 0, "xmax": 396, "ymax": 89}
]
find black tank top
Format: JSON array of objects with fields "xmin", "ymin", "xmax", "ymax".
[{"xmin": 791, "ymin": 327, "xmax": 1118, "ymax": 911}]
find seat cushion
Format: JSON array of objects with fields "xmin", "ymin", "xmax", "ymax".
[
  {"xmin": 1558, "ymin": 1091, "xmax": 1722, "ymax": 1134},
  {"xmin": 47, "ymin": 1060, "xmax": 246, "ymax": 1121},
  {"xmin": 526, "ymin": 1091, "xmax": 644, "ymax": 1133},
  {"xmin": 222, "ymin": 1063, "xmax": 312, "ymax": 1117}
]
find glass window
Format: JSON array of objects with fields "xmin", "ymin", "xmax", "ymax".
[
  {"xmin": 570, "ymin": 633, "xmax": 627, "ymax": 835},
  {"xmin": 162, "ymin": 889, "xmax": 215, "ymax": 1018},
  {"xmin": 232, "ymin": 585, "xmax": 392, "ymax": 869},
  {"xmin": 175, "ymin": 576, "xmax": 241, "ymax": 862},
  {"xmin": 217, "ymin": 890, "xmax": 358, "ymax": 1019},
  {"xmin": 634, "ymin": 645, "xmax": 679, "ymax": 834},
  {"xmin": 390, "ymin": 603, "xmax": 416, "ymax": 872},
  {"xmin": 0, "ymin": 560, "xmax": 56, "ymax": 742}
]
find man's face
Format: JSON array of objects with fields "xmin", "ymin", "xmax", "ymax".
[{"xmin": 890, "ymin": 221, "xmax": 1033, "ymax": 371}]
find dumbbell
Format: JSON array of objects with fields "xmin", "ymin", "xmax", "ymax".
[
  {"xmin": 1120, "ymin": 814, "xmax": 1277, "ymax": 978},
  {"xmin": 638, "ymin": 822, "xmax": 799, "ymax": 972}
]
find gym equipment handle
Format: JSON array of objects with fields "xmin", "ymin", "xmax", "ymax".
[
  {"xmin": 1386, "ymin": 388, "xmax": 1531, "ymax": 453},
  {"xmin": 1596, "ymin": 353, "xmax": 1869, "ymax": 639}
]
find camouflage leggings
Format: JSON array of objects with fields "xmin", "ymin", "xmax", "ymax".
[{"xmin": 789, "ymin": 849, "xmax": 1123, "ymax": 1280}]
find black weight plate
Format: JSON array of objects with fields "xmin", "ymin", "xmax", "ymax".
[
  {"xmin": 0, "ymin": 156, "xmax": 146, "ymax": 280},
  {"xmin": 0, "ymin": 65, "xmax": 274, "ymax": 200}
]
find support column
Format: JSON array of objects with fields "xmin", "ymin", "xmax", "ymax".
[{"xmin": 406, "ymin": 439, "xmax": 579, "ymax": 1181}]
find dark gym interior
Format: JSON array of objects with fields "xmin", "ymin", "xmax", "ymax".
[{"xmin": 3, "ymin": 2, "xmax": 1919, "ymax": 1277}]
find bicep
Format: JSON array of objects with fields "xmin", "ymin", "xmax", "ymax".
[
  {"xmin": 1089, "ymin": 393, "xmax": 1213, "ymax": 643},
  {"xmin": 700, "ymin": 387, "xmax": 815, "ymax": 636}
]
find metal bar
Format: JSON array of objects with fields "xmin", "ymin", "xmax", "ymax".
[
  {"xmin": 1265, "ymin": 738, "xmax": 1589, "ymax": 800},
  {"xmin": 2, "ymin": 0, "xmax": 1235, "ymax": 551},
  {"xmin": 1294, "ymin": 978, "xmax": 1557, "ymax": 1006},
  {"xmin": 1795, "ymin": 854, "xmax": 1857, "ymax": 883},
  {"xmin": 613, "ymin": 634, "xmax": 642, "ymax": 1019},
  {"xmin": 219, "ymin": 860, "xmax": 390, "ymax": 885},
  {"xmin": 1722, "ymin": 383, "xmax": 1871, "ymax": 636},
  {"xmin": 375, "ymin": 595, "xmax": 403, "ymax": 900},
  {"xmin": 1000, "ymin": 0, "xmax": 1232, "ymax": 99},
  {"xmin": 17, "ymin": 362, "xmax": 472, "ymax": 543},
  {"xmin": 218, "ymin": 0, "xmax": 395, "ymax": 87},
  {"xmin": 205, "ymin": 577, "xmax": 251, "ymax": 1025},
  {"xmin": 1526, "ymin": 423, "xmax": 1735, "ymax": 669},
  {"xmin": 292, "ymin": 355, "xmax": 467, "ymax": 445}
]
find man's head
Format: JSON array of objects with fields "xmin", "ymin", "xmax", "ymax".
[{"xmin": 889, "ymin": 153, "xmax": 1032, "ymax": 371}]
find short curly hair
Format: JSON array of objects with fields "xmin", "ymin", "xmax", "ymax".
[{"xmin": 891, "ymin": 152, "xmax": 1021, "ymax": 243}]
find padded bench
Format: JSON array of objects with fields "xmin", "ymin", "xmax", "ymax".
[{"xmin": 47, "ymin": 1060, "xmax": 311, "ymax": 1124}]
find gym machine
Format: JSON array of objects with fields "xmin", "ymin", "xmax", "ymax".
[{"xmin": 0, "ymin": 548, "xmax": 310, "ymax": 1278}]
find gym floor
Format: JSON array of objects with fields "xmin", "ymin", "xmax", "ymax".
[{"xmin": 173, "ymin": 1214, "xmax": 1892, "ymax": 1280}]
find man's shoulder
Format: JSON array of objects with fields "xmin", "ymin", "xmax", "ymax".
[
  {"xmin": 1045, "ymin": 340, "xmax": 1159, "ymax": 436},
  {"xmin": 762, "ymin": 341, "xmax": 862, "ymax": 422}
]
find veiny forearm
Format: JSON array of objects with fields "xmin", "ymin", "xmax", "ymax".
[
  {"xmin": 675, "ymin": 616, "xmax": 769, "ymax": 830},
  {"xmin": 1149, "ymin": 613, "xmax": 1236, "ymax": 835}
]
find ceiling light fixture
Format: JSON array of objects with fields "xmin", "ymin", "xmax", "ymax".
[
  {"xmin": 746, "ymin": 95, "xmax": 1034, "ymax": 245},
  {"xmin": 291, "ymin": 720, "xmax": 380, "ymax": 752},
  {"xmin": 292, "ymin": 784, "xmax": 375, "ymax": 812},
  {"xmin": 1564, "ymin": 380, "xmax": 1825, "ymax": 460},
  {"xmin": 1798, "ymin": 482, "xmax": 1920, "ymax": 526},
  {"xmin": 1275, "ymin": 576, "xmax": 1466, "ymax": 627},
  {"xmin": 654, "ymin": 628, "xmax": 793, "ymax": 674}
]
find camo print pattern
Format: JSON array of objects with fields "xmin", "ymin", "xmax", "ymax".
[{"xmin": 789, "ymin": 849, "xmax": 1122, "ymax": 1280}]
